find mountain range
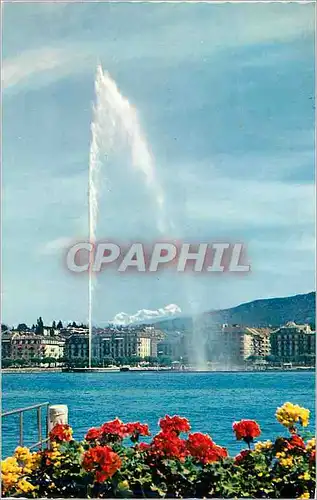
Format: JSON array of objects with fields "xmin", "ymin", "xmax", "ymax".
[
  {"xmin": 142, "ymin": 291, "xmax": 316, "ymax": 331},
  {"xmin": 204, "ymin": 291, "xmax": 315, "ymax": 327}
]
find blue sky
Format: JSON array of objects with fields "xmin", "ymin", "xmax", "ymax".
[{"xmin": 2, "ymin": 2, "xmax": 315, "ymax": 326}]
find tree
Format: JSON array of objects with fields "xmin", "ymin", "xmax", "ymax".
[
  {"xmin": 42, "ymin": 357, "xmax": 57, "ymax": 367},
  {"xmin": 144, "ymin": 356, "xmax": 159, "ymax": 365},
  {"xmin": 91, "ymin": 358, "xmax": 102, "ymax": 368},
  {"xmin": 1, "ymin": 324, "xmax": 9, "ymax": 332},
  {"xmin": 101, "ymin": 357, "xmax": 115, "ymax": 367},
  {"xmin": 72, "ymin": 321, "xmax": 77, "ymax": 328},
  {"xmin": 158, "ymin": 356, "xmax": 173, "ymax": 367},
  {"xmin": 305, "ymin": 354, "xmax": 315, "ymax": 365},
  {"xmin": 30, "ymin": 357, "xmax": 42, "ymax": 366},
  {"xmin": 59, "ymin": 356, "xmax": 70, "ymax": 366},
  {"xmin": 116, "ymin": 357, "xmax": 129, "ymax": 366},
  {"xmin": 246, "ymin": 355, "xmax": 262, "ymax": 363},
  {"xmin": 14, "ymin": 359, "xmax": 27, "ymax": 367},
  {"xmin": 126, "ymin": 356, "xmax": 142, "ymax": 366},
  {"xmin": 17, "ymin": 323, "xmax": 29, "ymax": 332},
  {"xmin": 52, "ymin": 320, "xmax": 56, "ymax": 329},
  {"xmin": 297, "ymin": 353, "xmax": 315, "ymax": 366},
  {"xmin": 265, "ymin": 355, "xmax": 278, "ymax": 364},
  {"xmin": 35, "ymin": 317, "xmax": 44, "ymax": 335},
  {"xmin": 2, "ymin": 358, "xmax": 14, "ymax": 368},
  {"xmin": 69, "ymin": 359, "xmax": 87, "ymax": 368},
  {"xmin": 57, "ymin": 320, "xmax": 63, "ymax": 329}
]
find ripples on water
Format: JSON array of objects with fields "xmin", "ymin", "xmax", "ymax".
[{"xmin": 2, "ymin": 371, "xmax": 315, "ymax": 457}]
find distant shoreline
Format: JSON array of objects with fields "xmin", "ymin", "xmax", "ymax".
[
  {"xmin": 2, "ymin": 367, "xmax": 315, "ymax": 374},
  {"xmin": 2, "ymin": 367, "xmax": 64, "ymax": 373}
]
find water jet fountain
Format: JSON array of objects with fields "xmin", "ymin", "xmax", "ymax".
[
  {"xmin": 88, "ymin": 65, "xmax": 167, "ymax": 368},
  {"xmin": 87, "ymin": 65, "xmax": 209, "ymax": 370}
]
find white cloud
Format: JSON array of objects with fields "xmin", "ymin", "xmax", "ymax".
[
  {"xmin": 2, "ymin": 45, "xmax": 94, "ymax": 92},
  {"xmin": 111, "ymin": 303, "xmax": 182, "ymax": 325},
  {"xmin": 39, "ymin": 236, "xmax": 74, "ymax": 255},
  {"xmin": 3, "ymin": 47, "xmax": 66, "ymax": 88},
  {"xmin": 2, "ymin": 3, "xmax": 314, "ymax": 92}
]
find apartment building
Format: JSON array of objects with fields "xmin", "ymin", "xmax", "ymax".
[
  {"xmin": 270, "ymin": 322, "xmax": 315, "ymax": 361},
  {"xmin": 2, "ymin": 332, "xmax": 65, "ymax": 360},
  {"xmin": 65, "ymin": 326, "xmax": 164, "ymax": 362},
  {"xmin": 245, "ymin": 328, "xmax": 272, "ymax": 357},
  {"xmin": 157, "ymin": 331, "xmax": 184, "ymax": 359}
]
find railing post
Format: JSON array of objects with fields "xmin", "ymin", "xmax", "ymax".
[
  {"xmin": 37, "ymin": 407, "xmax": 42, "ymax": 450},
  {"xmin": 19, "ymin": 412, "xmax": 23, "ymax": 446},
  {"xmin": 47, "ymin": 405, "xmax": 68, "ymax": 447}
]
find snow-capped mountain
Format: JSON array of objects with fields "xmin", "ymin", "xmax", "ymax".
[{"xmin": 110, "ymin": 304, "xmax": 182, "ymax": 325}]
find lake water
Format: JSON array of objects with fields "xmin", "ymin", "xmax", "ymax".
[{"xmin": 2, "ymin": 371, "xmax": 315, "ymax": 457}]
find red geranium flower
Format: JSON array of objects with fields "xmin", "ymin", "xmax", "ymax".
[
  {"xmin": 234, "ymin": 449, "xmax": 251, "ymax": 465},
  {"xmin": 151, "ymin": 431, "xmax": 188, "ymax": 461},
  {"xmin": 100, "ymin": 418, "xmax": 128, "ymax": 441},
  {"xmin": 82, "ymin": 445, "xmax": 122, "ymax": 483},
  {"xmin": 159, "ymin": 415, "xmax": 191, "ymax": 435},
  {"xmin": 95, "ymin": 470, "xmax": 110, "ymax": 483},
  {"xmin": 125, "ymin": 422, "xmax": 150, "ymax": 442},
  {"xmin": 49, "ymin": 424, "xmax": 73, "ymax": 443},
  {"xmin": 288, "ymin": 434, "xmax": 305, "ymax": 450},
  {"xmin": 85, "ymin": 427, "xmax": 101, "ymax": 441},
  {"xmin": 232, "ymin": 420, "xmax": 261, "ymax": 445},
  {"xmin": 137, "ymin": 442, "xmax": 151, "ymax": 452},
  {"xmin": 186, "ymin": 432, "xmax": 228, "ymax": 464}
]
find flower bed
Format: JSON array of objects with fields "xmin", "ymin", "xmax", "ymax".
[{"xmin": 2, "ymin": 402, "xmax": 315, "ymax": 498}]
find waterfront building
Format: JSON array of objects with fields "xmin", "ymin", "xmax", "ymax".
[
  {"xmin": 157, "ymin": 331, "xmax": 184, "ymax": 359},
  {"xmin": 155, "ymin": 324, "xmax": 272, "ymax": 364},
  {"xmin": 270, "ymin": 322, "xmax": 316, "ymax": 361},
  {"xmin": 245, "ymin": 328, "xmax": 272, "ymax": 357},
  {"xmin": 98, "ymin": 326, "xmax": 163, "ymax": 360},
  {"xmin": 209, "ymin": 325, "xmax": 273, "ymax": 364},
  {"xmin": 157, "ymin": 317, "xmax": 226, "ymax": 363},
  {"xmin": 65, "ymin": 325, "xmax": 164, "ymax": 363},
  {"xmin": 219, "ymin": 325, "xmax": 252, "ymax": 362},
  {"xmin": 1, "ymin": 331, "xmax": 18, "ymax": 359},
  {"xmin": 60, "ymin": 326, "xmax": 88, "ymax": 337},
  {"xmin": 2, "ymin": 332, "xmax": 65, "ymax": 361},
  {"xmin": 65, "ymin": 333, "xmax": 90, "ymax": 361},
  {"xmin": 42, "ymin": 326, "xmax": 61, "ymax": 337},
  {"xmin": 141, "ymin": 326, "xmax": 165, "ymax": 358}
]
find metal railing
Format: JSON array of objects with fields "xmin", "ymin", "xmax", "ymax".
[{"xmin": 2, "ymin": 402, "xmax": 50, "ymax": 450}]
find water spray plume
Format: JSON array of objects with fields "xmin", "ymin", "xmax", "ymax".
[
  {"xmin": 88, "ymin": 65, "xmax": 208, "ymax": 370},
  {"xmin": 88, "ymin": 65, "xmax": 167, "ymax": 367}
]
